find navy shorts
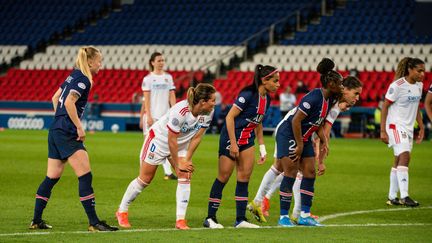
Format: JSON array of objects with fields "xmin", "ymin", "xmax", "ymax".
[
  {"xmin": 275, "ymin": 120, "xmax": 314, "ymax": 159},
  {"xmin": 48, "ymin": 129, "xmax": 86, "ymax": 160},
  {"xmin": 218, "ymin": 129, "xmax": 255, "ymax": 160}
]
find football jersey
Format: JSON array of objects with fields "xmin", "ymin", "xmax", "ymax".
[
  {"xmin": 385, "ymin": 78, "xmax": 422, "ymax": 133},
  {"xmin": 141, "ymin": 72, "xmax": 176, "ymax": 120},
  {"xmin": 50, "ymin": 69, "xmax": 91, "ymax": 133},
  {"xmin": 326, "ymin": 102, "xmax": 341, "ymax": 125},
  {"xmin": 429, "ymin": 83, "xmax": 432, "ymax": 93},
  {"xmin": 151, "ymin": 100, "xmax": 213, "ymax": 148},
  {"xmin": 284, "ymin": 88, "xmax": 330, "ymax": 141},
  {"xmin": 230, "ymin": 88, "xmax": 271, "ymax": 145}
]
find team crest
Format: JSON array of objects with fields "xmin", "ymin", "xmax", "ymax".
[
  {"xmin": 199, "ymin": 117, "xmax": 205, "ymax": 123},
  {"xmin": 303, "ymin": 102, "xmax": 311, "ymax": 109},
  {"xmin": 401, "ymin": 131, "xmax": 407, "ymax": 139},
  {"xmin": 238, "ymin": 97, "xmax": 245, "ymax": 103},
  {"xmin": 172, "ymin": 118, "xmax": 179, "ymax": 126},
  {"xmin": 148, "ymin": 152, "xmax": 154, "ymax": 159},
  {"xmin": 78, "ymin": 82, "xmax": 86, "ymax": 89},
  {"xmin": 389, "ymin": 87, "xmax": 394, "ymax": 94}
]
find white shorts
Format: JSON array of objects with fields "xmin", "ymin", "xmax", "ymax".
[
  {"xmin": 139, "ymin": 129, "xmax": 188, "ymax": 165},
  {"xmin": 386, "ymin": 124, "xmax": 413, "ymax": 156}
]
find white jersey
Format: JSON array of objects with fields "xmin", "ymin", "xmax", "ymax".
[
  {"xmin": 385, "ymin": 78, "xmax": 422, "ymax": 134},
  {"xmin": 326, "ymin": 103, "xmax": 341, "ymax": 125},
  {"xmin": 151, "ymin": 100, "xmax": 213, "ymax": 150},
  {"xmin": 141, "ymin": 72, "xmax": 176, "ymax": 120}
]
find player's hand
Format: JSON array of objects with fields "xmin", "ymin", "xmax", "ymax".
[
  {"xmin": 416, "ymin": 128, "xmax": 424, "ymax": 144},
  {"xmin": 258, "ymin": 144, "xmax": 267, "ymax": 164},
  {"xmin": 289, "ymin": 145, "xmax": 303, "ymax": 162},
  {"xmin": 229, "ymin": 143, "xmax": 240, "ymax": 159},
  {"xmin": 317, "ymin": 162, "xmax": 326, "ymax": 176},
  {"xmin": 320, "ymin": 140, "xmax": 329, "ymax": 157},
  {"xmin": 380, "ymin": 131, "xmax": 389, "ymax": 144},
  {"xmin": 147, "ymin": 117, "xmax": 154, "ymax": 127},
  {"xmin": 178, "ymin": 159, "xmax": 194, "ymax": 173},
  {"xmin": 77, "ymin": 126, "xmax": 86, "ymax": 142}
]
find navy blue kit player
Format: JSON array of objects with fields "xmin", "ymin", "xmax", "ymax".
[
  {"xmin": 204, "ymin": 64, "xmax": 280, "ymax": 229},
  {"xmin": 29, "ymin": 46, "xmax": 118, "ymax": 232},
  {"xmin": 276, "ymin": 58, "xmax": 343, "ymax": 227}
]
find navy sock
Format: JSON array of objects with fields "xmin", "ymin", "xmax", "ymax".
[
  {"xmin": 279, "ymin": 176, "xmax": 295, "ymax": 216},
  {"xmin": 300, "ymin": 177, "xmax": 315, "ymax": 214},
  {"xmin": 78, "ymin": 172, "xmax": 99, "ymax": 225},
  {"xmin": 235, "ymin": 181, "xmax": 249, "ymax": 222},
  {"xmin": 207, "ymin": 178, "xmax": 226, "ymax": 218},
  {"xmin": 33, "ymin": 176, "xmax": 60, "ymax": 223}
]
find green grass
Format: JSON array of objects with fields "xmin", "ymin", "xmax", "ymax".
[{"xmin": 0, "ymin": 130, "xmax": 431, "ymax": 242}]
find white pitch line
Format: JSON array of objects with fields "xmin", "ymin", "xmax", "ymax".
[
  {"xmin": 1, "ymin": 206, "xmax": 431, "ymax": 237},
  {"xmin": 318, "ymin": 205, "xmax": 432, "ymax": 223}
]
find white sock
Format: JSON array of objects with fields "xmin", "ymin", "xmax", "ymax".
[
  {"xmin": 118, "ymin": 178, "xmax": 147, "ymax": 212},
  {"xmin": 176, "ymin": 178, "xmax": 191, "ymax": 220},
  {"xmin": 254, "ymin": 165, "xmax": 281, "ymax": 204},
  {"xmin": 265, "ymin": 173, "xmax": 284, "ymax": 199},
  {"xmin": 292, "ymin": 172, "xmax": 303, "ymax": 218},
  {"xmin": 162, "ymin": 159, "xmax": 173, "ymax": 175},
  {"xmin": 388, "ymin": 167, "xmax": 399, "ymax": 199},
  {"xmin": 397, "ymin": 166, "xmax": 409, "ymax": 198}
]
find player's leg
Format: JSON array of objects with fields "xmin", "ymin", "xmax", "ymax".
[
  {"xmin": 204, "ymin": 155, "xmax": 235, "ymax": 229},
  {"xmin": 235, "ymin": 146, "xmax": 259, "ymax": 228},
  {"xmin": 291, "ymin": 172, "xmax": 303, "ymax": 222},
  {"xmin": 163, "ymin": 157, "xmax": 177, "ymax": 180},
  {"xmin": 30, "ymin": 158, "xmax": 65, "ymax": 229},
  {"xmin": 175, "ymin": 158, "xmax": 192, "ymax": 230},
  {"xmin": 278, "ymin": 155, "xmax": 297, "ymax": 227},
  {"xmin": 298, "ymin": 154, "xmax": 321, "ymax": 226},
  {"xmin": 387, "ymin": 156, "xmax": 401, "ymax": 205}
]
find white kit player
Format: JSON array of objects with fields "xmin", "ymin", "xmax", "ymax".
[
  {"xmin": 117, "ymin": 84, "xmax": 217, "ymax": 230},
  {"xmin": 381, "ymin": 57, "xmax": 425, "ymax": 207},
  {"xmin": 140, "ymin": 52, "xmax": 177, "ymax": 180}
]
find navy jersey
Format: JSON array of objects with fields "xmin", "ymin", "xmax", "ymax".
[
  {"xmin": 50, "ymin": 69, "xmax": 91, "ymax": 134},
  {"xmin": 222, "ymin": 88, "xmax": 271, "ymax": 145},
  {"xmin": 284, "ymin": 88, "xmax": 329, "ymax": 142}
]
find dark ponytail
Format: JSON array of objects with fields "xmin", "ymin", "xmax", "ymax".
[
  {"xmin": 248, "ymin": 64, "xmax": 277, "ymax": 91},
  {"xmin": 395, "ymin": 57, "xmax": 424, "ymax": 79},
  {"xmin": 317, "ymin": 58, "xmax": 342, "ymax": 88},
  {"xmin": 149, "ymin": 52, "xmax": 163, "ymax": 71}
]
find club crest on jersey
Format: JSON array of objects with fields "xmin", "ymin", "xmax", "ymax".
[
  {"xmin": 78, "ymin": 82, "xmax": 86, "ymax": 89},
  {"xmin": 303, "ymin": 102, "xmax": 311, "ymax": 109},
  {"xmin": 238, "ymin": 97, "xmax": 246, "ymax": 103},
  {"xmin": 148, "ymin": 152, "xmax": 154, "ymax": 159},
  {"xmin": 330, "ymin": 110, "xmax": 338, "ymax": 119},
  {"xmin": 65, "ymin": 76, "xmax": 73, "ymax": 83},
  {"xmin": 199, "ymin": 117, "xmax": 205, "ymax": 123},
  {"xmin": 172, "ymin": 118, "xmax": 180, "ymax": 126}
]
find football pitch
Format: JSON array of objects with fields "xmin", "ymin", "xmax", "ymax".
[{"xmin": 0, "ymin": 130, "xmax": 431, "ymax": 242}]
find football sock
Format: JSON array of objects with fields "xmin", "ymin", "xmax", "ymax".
[
  {"xmin": 207, "ymin": 178, "xmax": 226, "ymax": 218},
  {"xmin": 279, "ymin": 176, "xmax": 295, "ymax": 216},
  {"xmin": 33, "ymin": 176, "xmax": 60, "ymax": 223},
  {"xmin": 118, "ymin": 177, "xmax": 147, "ymax": 212},
  {"xmin": 300, "ymin": 177, "xmax": 315, "ymax": 218},
  {"xmin": 162, "ymin": 159, "xmax": 173, "ymax": 176},
  {"xmin": 266, "ymin": 173, "xmax": 284, "ymax": 199},
  {"xmin": 292, "ymin": 172, "xmax": 303, "ymax": 218},
  {"xmin": 397, "ymin": 166, "xmax": 409, "ymax": 198},
  {"xmin": 235, "ymin": 181, "xmax": 249, "ymax": 222},
  {"xmin": 389, "ymin": 167, "xmax": 399, "ymax": 199},
  {"xmin": 176, "ymin": 178, "xmax": 191, "ymax": 220},
  {"xmin": 78, "ymin": 172, "xmax": 99, "ymax": 225},
  {"xmin": 254, "ymin": 165, "xmax": 281, "ymax": 204}
]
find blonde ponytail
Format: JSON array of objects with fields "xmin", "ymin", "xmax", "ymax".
[
  {"xmin": 75, "ymin": 46, "xmax": 100, "ymax": 85},
  {"xmin": 394, "ymin": 57, "xmax": 410, "ymax": 80}
]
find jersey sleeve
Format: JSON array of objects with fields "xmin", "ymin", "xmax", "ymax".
[
  {"xmin": 384, "ymin": 82, "xmax": 400, "ymax": 103},
  {"xmin": 166, "ymin": 104, "xmax": 187, "ymax": 134},
  {"xmin": 326, "ymin": 103, "xmax": 341, "ymax": 125},
  {"xmin": 69, "ymin": 76, "xmax": 90, "ymax": 97},
  {"xmin": 141, "ymin": 76, "xmax": 151, "ymax": 92},
  {"xmin": 297, "ymin": 91, "xmax": 319, "ymax": 116},
  {"xmin": 233, "ymin": 90, "xmax": 252, "ymax": 111}
]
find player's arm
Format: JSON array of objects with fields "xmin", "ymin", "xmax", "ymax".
[
  {"xmin": 255, "ymin": 124, "xmax": 267, "ymax": 164},
  {"xmin": 415, "ymin": 108, "xmax": 424, "ymax": 144},
  {"xmin": 143, "ymin": 91, "xmax": 153, "ymax": 126},
  {"xmin": 169, "ymin": 90, "xmax": 176, "ymax": 107},
  {"xmin": 185, "ymin": 127, "xmax": 207, "ymax": 163},
  {"xmin": 291, "ymin": 110, "xmax": 307, "ymax": 161},
  {"xmin": 51, "ymin": 88, "xmax": 62, "ymax": 112},
  {"xmin": 168, "ymin": 129, "xmax": 194, "ymax": 173},
  {"xmin": 226, "ymin": 106, "xmax": 242, "ymax": 159},
  {"xmin": 139, "ymin": 94, "xmax": 145, "ymax": 129},
  {"xmin": 425, "ymin": 92, "xmax": 432, "ymax": 122},
  {"xmin": 380, "ymin": 99, "xmax": 392, "ymax": 144},
  {"xmin": 64, "ymin": 91, "xmax": 85, "ymax": 141}
]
